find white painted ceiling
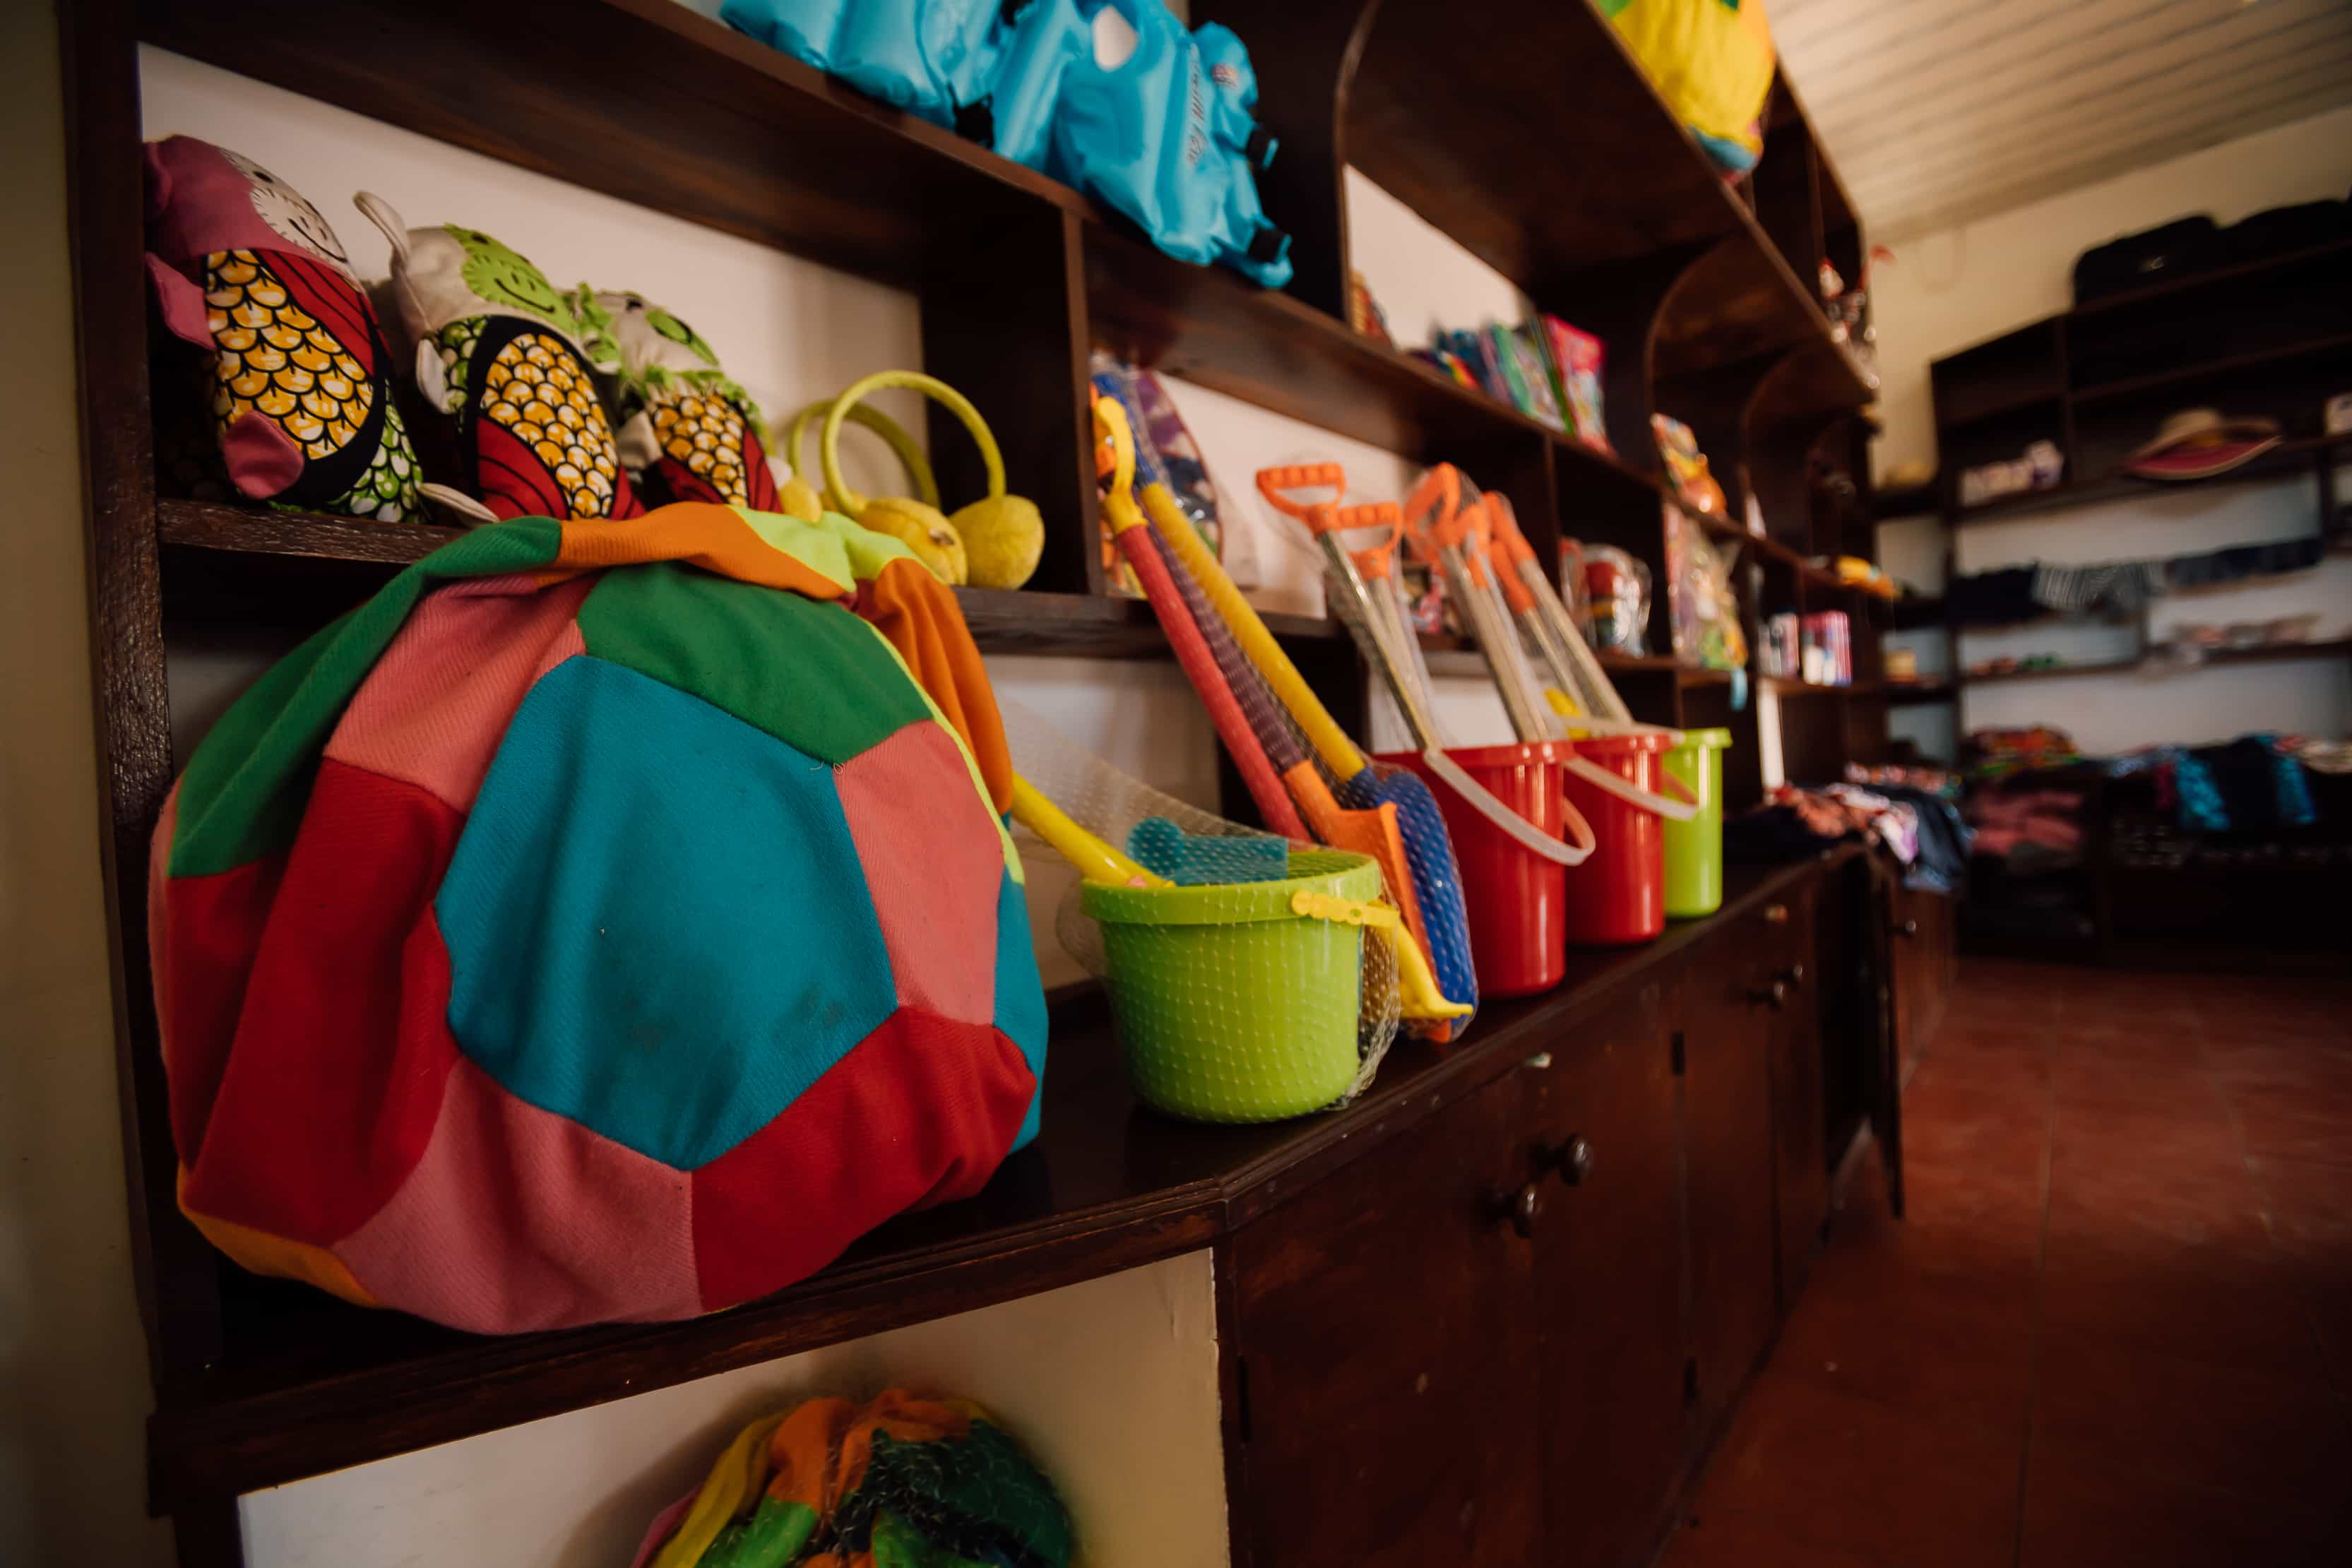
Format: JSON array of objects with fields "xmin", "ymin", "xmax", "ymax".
[{"xmin": 1766, "ymin": 0, "xmax": 2352, "ymax": 242}]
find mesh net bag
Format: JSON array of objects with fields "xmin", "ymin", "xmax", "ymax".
[{"xmin": 1003, "ymin": 702, "xmax": 1400, "ymax": 1123}]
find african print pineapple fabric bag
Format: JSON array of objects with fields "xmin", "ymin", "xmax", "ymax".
[{"xmin": 149, "ymin": 502, "xmax": 1047, "ymax": 1334}]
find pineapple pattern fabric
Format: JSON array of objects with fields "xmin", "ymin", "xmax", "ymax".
[
  {"xmin": 206, "ymin": 250, "xmax": 420, "ymax": 521},
  {"xmin": 141, "ymin": 137, "xmax": 424, "ymax": 524},
  {"xmin": 360, "ymin": 196, "xmax": 645, "ymax": 525},
  {"xmin": 574, "ymin": 287, "xmax": 779, "ymax": 511},
  {"xmin": 470, "ymin": 328, "xmax": 622, "ymax": 518}
]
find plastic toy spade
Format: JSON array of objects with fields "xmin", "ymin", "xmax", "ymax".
[{"xmin": 1291, "ymin": 465, "xmax": 1590, "ymax": 868}]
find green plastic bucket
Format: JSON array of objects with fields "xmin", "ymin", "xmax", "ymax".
[
  {"xmin": 1081, "ymin": 848, "xmax": 1382, "ymax": 1123},
  {"xmin": 1661, "ymin": 728, "xmax": 1733, "ymax": 918}
]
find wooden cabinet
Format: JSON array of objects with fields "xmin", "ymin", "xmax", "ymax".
[
  {"xmin": 1222, "ymin": 857, "xmax": 1901, "ymax": 1568},
  {"xmin": 1678, "ymin": 904, "xmax": 1786, "ymax": 1439},
  {"xmin": 1769, "ymin": 882, "xmax": 1829, "ymax": 1308},
  {"xmin": 1226, "ymin": 1072, "xmax": 1544, "ymax": 1568},
  {"xmin": 1522, "ymin": 982, "xmax": 1692, "ymax": 1568}
]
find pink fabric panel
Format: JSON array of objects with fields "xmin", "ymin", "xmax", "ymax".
[
  {"xmin": 833, "ymin": 720, "xmax": 1002, "ymax": 1026},
  {"xmin": 325, "ymin": 573, "xmax": 590, "ymax": 814},
  {"xmin": 337, "ymin": 1055, "xmax": 699, "ymax": 1334}
]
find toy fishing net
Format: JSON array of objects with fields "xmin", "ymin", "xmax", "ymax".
[{"xmin": 1003, "ymin": 702, "xmax": 1401, "ymax": 1123}]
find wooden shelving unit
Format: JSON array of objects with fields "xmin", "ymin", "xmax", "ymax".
[{"xmin": 64, "ymin": 1, "xmax": 1885, "ymax": 1558}]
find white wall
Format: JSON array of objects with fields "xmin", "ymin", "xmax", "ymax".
[
  {"xmin": 1869, "ymin": 102, "xmax": 2352, "ymax": 761},
  {"xmin": 240, "ymin": 1252, "xmax": 1223, "ymax": 1568}
]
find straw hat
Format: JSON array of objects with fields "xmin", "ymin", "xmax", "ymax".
[{"xmin": 2124, "ymin": 408, "xmax": 2281, "ymax": 480}]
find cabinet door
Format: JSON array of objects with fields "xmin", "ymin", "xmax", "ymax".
[
  {"xmin": 1228, "ymin": 1072, "xmax": 1543, "ymax": 1568},
  {"xmin": 1524, "ymin": 982, "xmax": 1691, "ymax": 1568},
  {"xmin": 1681, "ymin": 913, "xmax": 1783, "ymax": 1439},
  {"xmin": 1771, "ymin": 883, "xmax": 1828, "ymax": 1309}
]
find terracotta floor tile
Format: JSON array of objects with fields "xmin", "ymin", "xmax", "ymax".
[
  {"xmin": 2032, "ymin": 1332, "xmax": 2352, "ymax": 1502},
  {"xmin": 1913, "ymin": 1046, "xmax": 2054, "ymax": 1096},
  {"xmin": 2049, "ymin": 1054, "xmax": 2224, "ymax": 1115},
  {"xmin": 1693, "ymin": 1372, "xmax": 2021, "ymax": 1568},
  {"xmin": 1770, "ymin": 1286, "xmax": 2034, "ymax": 1439},
  {"xmin": 2019, "ymin": 1449, "xmax": 2350, "ymax": 1568},
  {"xmin": 2219, "ymin": 1080, "xmax": 2352, "ymax": 1168},
  {"xmin": 1656, "ymin": 1511, "xmax": 1883, "ymax": 1567},
  {"xmin": 1809, "ymin": 1204, "xmax": 2045, "ymax": 1324},
  {"xmin": 2038, "ymin": 1220, "xmax": 2320, "ymax": 1374}
]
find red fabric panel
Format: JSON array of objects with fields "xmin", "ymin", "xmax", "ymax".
[
  {"xmin": 150, "ymin": 785, "xmax": 286, "ymax": 1161},
  {"xmin": 179, "ymin": 761, "xmax": 465, "ymax": 1247},
  {"xmin": 689, "ymin": 1012, "xmax": 1036, "ymax": 1312}
]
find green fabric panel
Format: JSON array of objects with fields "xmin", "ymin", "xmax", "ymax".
[
  {"xmin": 574, "ymin": 562, "xmax": 931, "ymax": 766},
  {"xmin": 168, "ymin": 518, "xmax": 563, "ymax": 878},
  {"xmin": 696, "ymin": 1495, "xmax": 817, "ymax": 1568},
  {"xmin": 803, "ymin": 506, "xmax": 920, "ymax": 582},
  {"xmin": 869, "ymin": 1511, "xmax": 992, "ymax": 1568},
  {"xmin": 728, "ymin": 506, "xmax": 855, "ymax": 594}
]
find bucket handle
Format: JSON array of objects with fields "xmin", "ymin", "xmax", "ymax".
[
  {"xmin": 1562, "ymin": 754, "xmax": 1701, "ymax": 823},
  {"xmin": 1420, "ymin": 747, "xmax": 1598, "ymax": 867}
]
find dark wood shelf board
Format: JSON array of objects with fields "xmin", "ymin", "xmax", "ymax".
[
  {"xmin": 1957, "ymin": 643, "xmax": 2352, "ymax": 688},
  {"xmin": 153, "ymin": 499, "xmax": 1343, "ymax": 658},
  {"xmin": 1341, "ymin": 0, "xmax": 1869, "ymax": 391},
  {"xmin": 1940, "ymin": 387, "xmax": 2065, "ymax": 426},
  {"xmin": 2069, "ymin": 332, "xmax": 2352, "ymax": 408},
  {"xmin": 1960, "ymin": 658, "xmax": 2143, "ymax": 687},
  {"xmin": 146, "ymin": 854, "xmax": 1851, "ymax": 1505},
  {"xmin": 1948, "ymin": 436, "xmax": 2340, "ymax": 524},
  {"xmin": 136, "ymin": 0, "xmax": 1093, "ymax": 294},
  {"xmin": 1086, "ymin": 232, "xmax": 1650, "ymax": 493},
  {"xmin": 1870, "ymin": 681, "xmax": 1955, "ymax": 704},
  {"xmin": 1759, "ymin": 676, "xmax": 1849, "ymax": 698}
]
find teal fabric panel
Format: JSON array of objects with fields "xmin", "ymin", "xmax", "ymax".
[
  {"xmin": 436, "ymin": 656, "xmax": 898, "ymax": 1168},
  {"xmin": 990, "ymin": 868, "xmax": 1048, "ymax": 1152}
]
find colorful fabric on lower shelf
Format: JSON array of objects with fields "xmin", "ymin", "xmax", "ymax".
[{"xmin": 635, "ymin": 1389, "xmax": 1072, "ymax": 1568}]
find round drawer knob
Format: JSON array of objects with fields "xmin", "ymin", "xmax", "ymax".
[
  {"xmin": 1490, "ymin": 1182, "xmax": 1543, "ymax": 1237},
  {"xmin": 1750, "ymin": 978, "xmax": 1788, "ymax": 1011},
  {"xmin": 1541, "ymin": 1135, "xmax": 1595, "ymax": 1187}
]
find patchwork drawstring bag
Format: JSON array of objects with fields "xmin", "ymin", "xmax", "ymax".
[{"xmin": 149, "ymin": 503, "xmax": 1046, "ymax": 1334}]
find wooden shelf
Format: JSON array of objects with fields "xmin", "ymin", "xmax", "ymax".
[
  {"xmin": 153, "ymin": 499, "xmax": 1343, "ymax": 658},
  {"xmin": 1869, "ymin": 680, "xmax": 1956, "ymax": 704},
  {"xmin": 143, "ymin": 855, "xmax": 1851, "ymax": 1507},
  {"xmin": 1759, "ymin": 676, "xmax": 1849, "ymax": 698},
  {"xmin": 2069, "ymin": 333, "xmax": 2352, "ymax": 408},
  {"xmin": 1949, "ymin": 436, "xmax": 2341, "ymax": 524},
  {"xmin": 1952, "ymin": 644, "xmax": 2352, "ymax": 687},
  {"xmin": 1085, "ymin": 230, "xmax": 1665, "ymax": 500},
  {"xmin": 1338, "ymin": 0, "xmax": 1873, "ymax": 392}
]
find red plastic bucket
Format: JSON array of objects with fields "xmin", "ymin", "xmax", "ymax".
[
  {"xmin": 1378, "ymin": 742, "xmax": 1574, "ymax": 997},
  {"xmin": 1559, "ymin": 733, "xmax": 1677, "ymax": 946}
]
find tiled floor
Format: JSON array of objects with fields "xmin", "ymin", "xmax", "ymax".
[{"xmin": 1663, "ymin": 958, "xmax": 2352, "ymax": 1568}]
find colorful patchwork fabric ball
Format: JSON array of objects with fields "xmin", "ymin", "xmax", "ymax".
[{"xmin": 149, "ymin": 503, "xmax": 1043, "ymax": 1334}]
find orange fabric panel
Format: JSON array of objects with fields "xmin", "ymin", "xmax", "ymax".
[
  {"xmin": 550, "ymin": 504, "xmax": 850, "ymax": 601},
  {"xmin": 857, "ymin": 559, "xmax": 1013, "ymax": 815}
]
